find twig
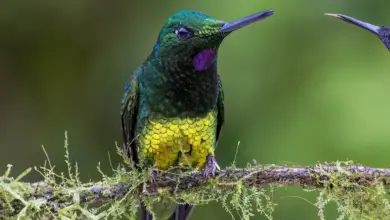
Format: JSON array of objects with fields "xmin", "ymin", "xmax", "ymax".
[{"xmin": 1, "ymin": 164, "xmax": 389, "ymax": 218}]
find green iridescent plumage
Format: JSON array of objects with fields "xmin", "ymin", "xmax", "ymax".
[{"xmin": 120, "ymin": 9, "xmax": 274, "ymax": 220}]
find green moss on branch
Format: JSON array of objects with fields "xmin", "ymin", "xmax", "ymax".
[
  {"xmin": 1, "ymin": 133, "xmax": 390, "ymax": 219},
  {"xmin": 2, "ymin": 162, "xmax": 390, "ymax": 219}
]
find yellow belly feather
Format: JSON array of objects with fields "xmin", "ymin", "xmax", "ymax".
[{"xmin": 138, "ymin": 111, "xmax": 217, "ymax": 170}]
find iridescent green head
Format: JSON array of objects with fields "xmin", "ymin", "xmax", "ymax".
[{"xmin": 153, "ymin": 9, "xmax": 274, "ymax": 71}]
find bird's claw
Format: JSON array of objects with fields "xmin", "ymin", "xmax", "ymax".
[
  {"xmin": 143, "ymin": 169, "xmax": 158, "ymax": 195},
  {"xmin": 149, "ymin": 169, "xmax": 158, "ymax": 185},
  {"xmin": 203, "ymin": 154, "xmax": 220, "ymax": 178}
]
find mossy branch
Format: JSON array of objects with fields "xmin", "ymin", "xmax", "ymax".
[
  {"xmin": 1, "ymin": 133, "xmax": 390, "ymax": 219},
  {"xmin": 1, "ymin": 162, "xmax": 390, "ymax": 219}
]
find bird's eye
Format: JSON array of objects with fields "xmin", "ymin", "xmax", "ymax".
[{"xmin": 175, "ymin": 27, "xmax": 192, "ymax": 40}]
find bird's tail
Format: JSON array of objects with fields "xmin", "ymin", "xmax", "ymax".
[
  {"xmin": 140, "ymin": 202, "xmax": 153, "ymax": 220},
  {"xmin": 168, "ymin": 204, "xmax": 194, "ymax": 220},
  {"xmin": 140, "ymin": 203, "xmax": 194, "ymax": 220}
]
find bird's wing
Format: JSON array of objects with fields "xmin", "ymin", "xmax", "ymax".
[
  {"xmin": 216, "ymin": 75, "xmax": 225, "ymax": 145},
  {"xmin": 120, "ymin": 68, "xmax": 140, "ymax": 165}
]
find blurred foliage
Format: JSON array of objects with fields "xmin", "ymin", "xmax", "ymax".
[{"xmin": 1, "ymin": 0, "xmax": 390, "ymax": 219}]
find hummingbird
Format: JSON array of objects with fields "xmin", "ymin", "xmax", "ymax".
[
  {"xmin": 325, "ymin": 13, "xmax": 390, "ymax": 50},
  {"xmin": 120, "ymin": 9, "xmax": 274, "ymax": 220}
]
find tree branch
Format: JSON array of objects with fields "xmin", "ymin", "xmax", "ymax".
[{"xmin": 1, "ymin": 163, "xmax": 390, "ymax": 219}]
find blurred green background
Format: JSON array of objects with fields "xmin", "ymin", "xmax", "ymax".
[{"xmin": 2, "ymin": 0, "xmax": 390, "ymax": 219}]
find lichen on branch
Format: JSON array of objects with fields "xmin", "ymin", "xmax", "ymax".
[{"xmin": 1, "ymin": 133, "xmax": 390, "ymax": 219}]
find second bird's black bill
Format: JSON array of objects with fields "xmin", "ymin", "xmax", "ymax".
[{"xmin": 325, "ymin": 13, "xmax": 381, "ymax": 35}]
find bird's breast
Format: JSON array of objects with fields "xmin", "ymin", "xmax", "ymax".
[
  {"xmin": 141, "ymin": 77, "xmax": 219, "ymax": 118},
  {"xmin": 136, "ymin": 111, "xmax": 218, "ymax": 170},
  {"xmin": 140, "ymin": 58, "xmax": 219, "ymax": 117}
]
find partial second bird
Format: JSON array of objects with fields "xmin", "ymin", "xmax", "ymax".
[
  {"xmin": 326, "ymin": 13, "xmax": 390, "ymax": 50},
  {"xmin": 120, "ymin": 9, "xmax": 274, "ymax": 220}
]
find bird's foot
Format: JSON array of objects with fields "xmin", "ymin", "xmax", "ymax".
[
  {"xmin": 143, "ymin": 169, "xmax": 158, "ymax": 195},
  {"xmin": 149, "ymin": 168, "xmax": 158, "ymax": 188},
  {"xmin": 150, "ymin": 169, "xmax": 158, "ymax": 184},
  {"xmin": 203, "ymin": 154, "xmax": 220, "ymax": 178}
]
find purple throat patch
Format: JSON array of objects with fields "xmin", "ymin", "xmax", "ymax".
[{"xmin": 193, "ymin": 49, "xmax": 216, "ymax": 71}]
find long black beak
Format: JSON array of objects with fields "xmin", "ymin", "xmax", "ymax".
[
  {"xmin": 325, "ymin": 13, "xmax": 381, "ymax": 35},
  {"xmin": 219, "ymin": 10, "xmax": 274, "ymax": 33}
]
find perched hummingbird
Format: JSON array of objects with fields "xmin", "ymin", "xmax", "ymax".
[
  {"xmin": 326, "ymin": 13, "xmax": 390, "ymax": 50},
  {"xmin": 120, "ymin": 9, "xmax": 274, "ymax": 220}
]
